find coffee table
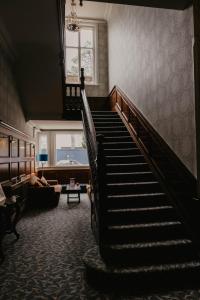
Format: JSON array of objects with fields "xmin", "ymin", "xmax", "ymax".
[{"xmin": 66, "ymin": 184, "xmax": 81, "ymax": 203}]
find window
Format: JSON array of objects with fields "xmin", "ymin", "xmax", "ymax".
[
  {"xmin": 55, "ymin": 132, "xmax": 88, "ymax": 166},
  {"xmin": 65, "ymin": 24, "xmax": 97, "ymax": 84}
]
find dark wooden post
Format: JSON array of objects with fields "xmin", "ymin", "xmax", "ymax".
[
  {"xmin": 79, "ymin": 0, "xmax": 83, "ymax": 6},
  {"xmin": 80, "ymin": 68, "xmax": 85, "ymax": 90},
  {"xmin": 193, "ymin": 0, "xmax": 200, "ymax": 198}
]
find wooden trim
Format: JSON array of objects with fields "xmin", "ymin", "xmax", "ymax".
[{"xmin": 108, "ymin": 86, "xmax": 198, "ymax": 231}]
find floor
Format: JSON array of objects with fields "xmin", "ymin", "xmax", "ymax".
[{"xmin": 0, "ymin": 194, "xmax": 200, "ymax": 300}]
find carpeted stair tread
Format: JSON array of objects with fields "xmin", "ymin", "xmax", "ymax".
[
  {"xmin": 107, "ymin": 205, "xmax": 173, "ymax": 213},
  {"xmin": 90, "ymin": 109, "xmax": 200, "ymax": 286},
  {"xmin": 84, "ymin": 247, "xmax": 200, "ymax": 274},
  {"xmin": 107, "ymin": 239, "xmax": 192, "ymax": 250},
  {"xmin": 106, "ymin": 205, "xmax": 178, "ymax": 225},
  {"xmin": 106, "ymin": 162, "xmax": 149, "ymax": 167},
  {"xmin": 108, "ymin": 192, "xmax": 166, "ymax": 199},
  {"xmin": 108, "ymin": 221, "xmax": 181, "ymax": 230}
]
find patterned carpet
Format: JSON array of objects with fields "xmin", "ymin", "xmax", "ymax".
[{"xmin": 1, "ymin": 194, "xmax": 200, "ymax": 300}]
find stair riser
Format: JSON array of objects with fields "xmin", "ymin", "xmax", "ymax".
[
  {"xmin": 105, "ymin": 225, "xmax": 187, "ymax": 244},
  {"xmin": 104, "ymin": 149, "xmax": 141, "ymax": 155},
  {"xmin": 106, "ymin": 156, "xmax": 145, "ymax": 164},
  {"xmin": 97, "ymin": 131, "xmax": 129, "ymax": 137},
  {"xmin": 104, "ymin": 137, "xmax": 133, "ymax": 143},
  {"xmin": 103, "ymin": 143, "xmax": 136, "ymax": 149},
  {"xmin": 96, "ymin": 127, "xmax": 127, "ymax": 132},
  {"xmin": 92, "ymin": 112, "xmax": 119, "ymax": 115},
  {"xmin": 107, "ymin": 183, "xmax": 162, "ymax": 195},
  {"xmin": 107, "ymin": 164, "xmax": 150, "ymax": 172},
  {"xmin": 107, "ymin": 173, "xmax": 155, "ymax": 183},
  {"xmin": 108, "ymin": 195, "xmax": 169, "ymax": 209},
  {"xmin": 106, "ymin": 209, "xmax": 178, "ymax": 225},
  {"xmin": 103, "ymin": 244, "xmax": 195, "ymax": 266},
  {"xmin": 94, "ymin": 122, "xmax": 124, "ymax": 127}
]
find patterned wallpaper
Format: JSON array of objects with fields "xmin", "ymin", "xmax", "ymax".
[
  {"xmin": 86, "ymin": 22, "xmax": 109, "ymax": 97},
  {"xmin": 0, "ymin": 23, "xmax": 33, "ymax": 136},
  {"xmin": 108, "ymin": 5, "xmax": 196, "ymax": 176}
]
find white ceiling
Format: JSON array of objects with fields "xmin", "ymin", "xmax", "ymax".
[
  {"xmin": 32, "ymin": 120, "xmax": 83, "ymax": 130},
  {"xmin": 65, "ymin": 0, "xmax": 111, "ymax": 20}
]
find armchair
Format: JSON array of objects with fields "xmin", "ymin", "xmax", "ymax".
[{"xmin": 27, "ymin": 179, "xmax": 62, "ymax": 209}]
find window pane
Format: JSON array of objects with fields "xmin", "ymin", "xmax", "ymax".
[
  {"xmin": 38, "ymin": 134, "xmax": 48, "ymax": 154},
  {"xmin": 66, "ymin": 30, "xmax": 78, "ymax": 47},
  {"xmin": 66, "ymin": 48, "xmax": 79, "ymax": 83},
  {"xmin": 81, "ymin": 49, "xmax": 94, "ymax": 82},
  {"xmin": 80, "ymin": 28, "xmax": 93, "ymax": 48},
  {"xmin": 56, "ymin": 133, "xmax": 89, "ymax": 166}
]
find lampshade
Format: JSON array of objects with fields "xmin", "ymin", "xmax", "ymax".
[{"xmin": 38, "ymin": 154, "xmax": 48, "ymax": 162}]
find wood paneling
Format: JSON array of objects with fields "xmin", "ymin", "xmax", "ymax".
[
  {"xmin": 0, "ymin": 163, "xmax": 9, "ymax": 182},
  {"xmin": 109, "ymin": 86, "xmax": 198, "ymax": 233},
  {"xmin": 37, "ymin": 168, "xmax": 90, "ymax": 184},
  {"xmin": 0, "ymin": 125, "xmax": 35, "ymax": 184}
]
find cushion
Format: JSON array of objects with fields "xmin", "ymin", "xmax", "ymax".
[
  {"xmin": 40, "ymin": 176, "xmax": 49, "ymax": 186},
  {"xmin": 54, "ymin": 185, "xmax": 62, "ymax": 193},
  {"xmin": 30, "ymin": 174, "xmax": 43, "ymax": 187}
]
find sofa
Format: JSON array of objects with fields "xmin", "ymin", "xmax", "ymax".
[{"xmin": 27, "ymin": 179, "xmax": 62, "ymax": 209}]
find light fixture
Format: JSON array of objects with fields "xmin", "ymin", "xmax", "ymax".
[
  {"xmin": 66, "ymin": 0, "xmax": 80, "ymax": 32},
  {"xmin": 38, "ymin": 154, "xmax": 48, "ymax": 176}
]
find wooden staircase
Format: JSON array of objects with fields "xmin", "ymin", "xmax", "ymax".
[{"xmin": 84, "ymin": 110, "xmax": 200, "ymax": 291}]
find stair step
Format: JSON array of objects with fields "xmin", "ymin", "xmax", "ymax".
[
  {"xmin": 107, "ymin": 171, "xmax": 155, "ymax": 182},
  {"xmin": 103, "ymin": 142, "xmax": 136, "ymax": 149},
  {"xmin": 106, "ymin": 206, "xmax": 177, "ymax": 225},
  {"xmin": 97, "ymin": 131, "xmax": 129, "ymax": 137},
  {"xmin": 94, "ymin": 121, "xmax": 124, "ymax": 126},
  {"xmin": 107, "ymin": 181, "xmax": 162, "ymax": 194},
  {"xmin": 96, "ymin": 126, "xmax": 127, "ymax": 132},
  {"xmin": 106, "ymin": 221, "xmax": 187, "ymax": 244},
  {"xmin": 107, "ymin": 162, "xmax": 150, "ymax": 172},
  {"xmin": 104, "ymin": 239, "xmax": 196, "ymax": 266},
  {"xmin": 91, "ymin": 111, "xmax": 118, "ymax": 114},
  {"xmin": 107, "ymin": 192, "xmax": 169, "ymax": 209},
  {"xmin": 104, "ymin": 148, "xmax": 141, "ymax": 155},
  {"xmin": 106, "ymin": 155, "xmax": 145, "ymax": 164},
  {"xmin": 104, "ymin": 136, "xmax": 133, "ymax": 142},
  {"xmin": 84, "ymin": 247, "xmax": 200, "ymax": 291}
]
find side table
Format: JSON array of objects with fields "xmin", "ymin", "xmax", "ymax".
[{"xmin": 66, "ymin": 184, "xmax": 81, "ymax": 203}]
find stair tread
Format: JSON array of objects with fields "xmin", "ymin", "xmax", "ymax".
[
  {"xmin": 107, "ymin": 181, "xmax": 159, "ymax": 186},
  {"xmin": 107, "ymin": 162, "xmax": 148, "ymax": 166},
  {"xmin": 107, "ymin": 171, "xmax": 153, "ymax": 176},
  {"xmin": 107, "ymin": 205, "xmax": 173, "ymax": 213},
  {"xmin": 108, "ymin": 192, "xmax": 166, "ymax": 199},
  {"xmin": 107, "ymin": 239, "xmax": 192, "ymax": 250},
  {"xmin": 106, "ymin": 155, "xmax": 144, "ymax": 158},
  {"xmin": 108, "ymin": 221, "xmax": 181, "ymax": 230},
  {"xmin": 104, "ymin": 261, "xmax": 200, "ymax": 274}
]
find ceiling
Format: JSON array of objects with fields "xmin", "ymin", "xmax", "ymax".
[
  {"xmin": 32, "ymin": 120, "xmax": 83, "ymax": 130},
  {"xmin": 86, "ymin": 0, "xmax": 192, "ymax": 10},
  {"xmin": 66, "ymin": 0, "xmax": 110, "ymax": 19},
  {"xmin": 0, "ymin": 0, "xmax": 64, "ymax": 121}
]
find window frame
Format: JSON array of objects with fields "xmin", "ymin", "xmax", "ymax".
[{"xmin": 65, "ymin": 22, "xmax": 98, "ymax": 85}]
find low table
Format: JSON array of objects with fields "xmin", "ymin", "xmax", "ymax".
[{"xmin": 66, "ymin": 185, "xmax": 81, "ymax": 203}]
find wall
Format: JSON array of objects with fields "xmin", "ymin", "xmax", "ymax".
[
  {"xmin": 0, "ymin": 22, "xmax": 33, "ymax": 136},
  {"xmin": 85, "ymin": 22, "xmax": 109, "ymax": 97},
  {"xmin": 108, "ymin": 5, "xmax": 196, "ymax": 175},
  {"xmin": 0, "ymin": 22, "xmax": 35, "ymax": 184}
]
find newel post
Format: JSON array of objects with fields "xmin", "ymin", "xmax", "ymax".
[{"xmin": 80, "ymin": 68, "xmax": 85, "ymax": 90}]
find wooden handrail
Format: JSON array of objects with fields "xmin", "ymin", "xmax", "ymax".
[{"xmin": 81, "ymin": 89, "xmax": 97, "ymax": 157}]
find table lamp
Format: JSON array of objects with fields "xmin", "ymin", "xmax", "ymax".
[{"xmin": 38, "ymin": 154, "xmax": 48, "ymax": 176}]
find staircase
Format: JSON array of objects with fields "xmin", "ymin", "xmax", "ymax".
[{"xmin": 84, "ymin": 110, "xmax": 200, "ymax": 291}]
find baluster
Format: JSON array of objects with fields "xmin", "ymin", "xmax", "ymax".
[{"xmin": 80, "ymin": 68, "xmax": 85, "ymax": 90}]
